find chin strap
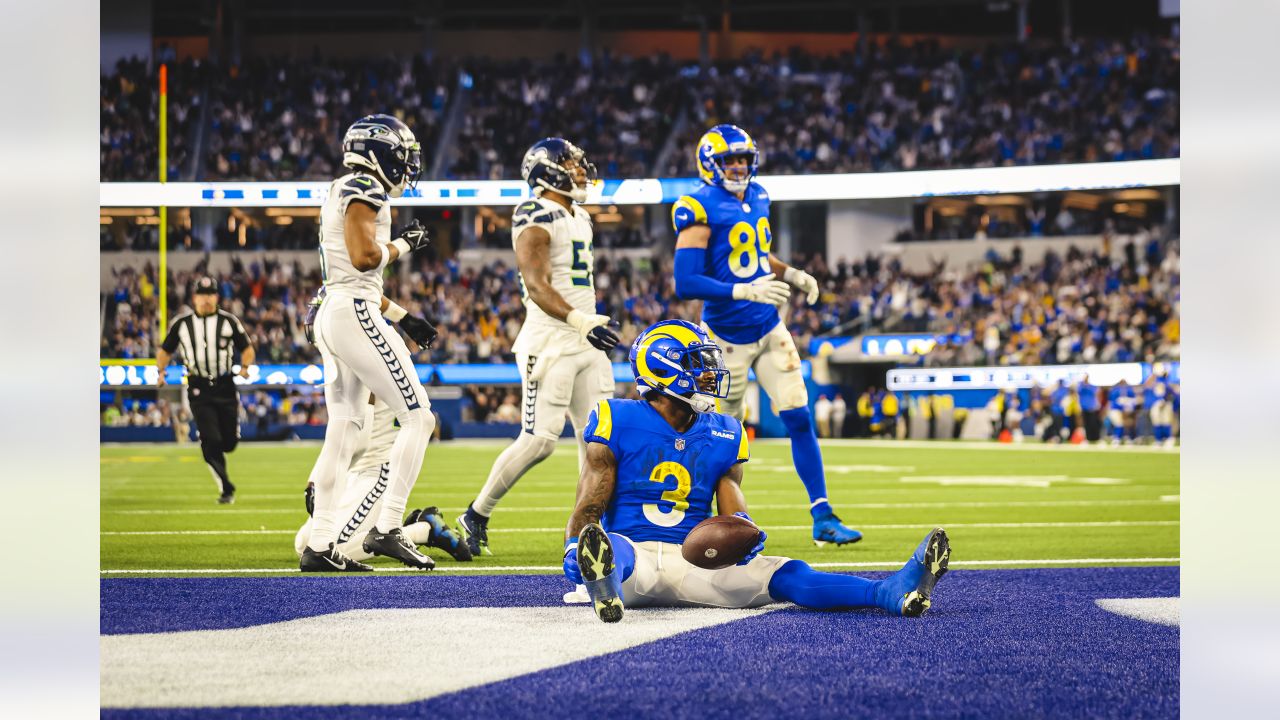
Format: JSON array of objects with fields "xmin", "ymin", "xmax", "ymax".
[{"xmin": 654, "ymin": 383, "xmax": 716, "ymax": 414}]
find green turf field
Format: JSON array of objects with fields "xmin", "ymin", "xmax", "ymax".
[{"xmin": 100, "ymin": 440, "xmax": 1179, "ymax": 575}]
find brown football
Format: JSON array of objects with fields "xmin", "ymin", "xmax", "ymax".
[{"xmin": 681, "ymin": 515, "xmax": 763, "ymax": 570}]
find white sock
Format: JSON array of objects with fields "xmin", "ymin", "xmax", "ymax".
[
  {"xmin": 374, "ymin": 408, "xmax": 435, "ymax": 532},
  {"xmin": 305, "ymin": 416, "xmax": 361, "ymax": 552},
  {"xmin": 403, "ymin": 522, "xmax": 432, "ymax": 546},
  {"xmin": 473, "ymin": 433, "xmax": 556, "ymax": 516}
]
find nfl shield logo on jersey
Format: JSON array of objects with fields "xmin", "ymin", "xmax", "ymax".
[{"xmin": 675, "ymin": 438, "xmax": 686, "ymax": 451}]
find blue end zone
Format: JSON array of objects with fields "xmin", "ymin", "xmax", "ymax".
[{"xmin": 103, "ymin": 567, "xmax": 1178, "ymax": 719}]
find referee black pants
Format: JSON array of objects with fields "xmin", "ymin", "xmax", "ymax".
[{"xmin": 188, "ymin": 378, "xmax": 240, "ymax": 495}]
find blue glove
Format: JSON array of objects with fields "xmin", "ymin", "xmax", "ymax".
[
  {"xmin": 734, "ymin": 512, "xmax": 767, "ymax": 565},
  {"xmin": 563, "ymin": 537, "xmax": 583, "ymax": 584}
]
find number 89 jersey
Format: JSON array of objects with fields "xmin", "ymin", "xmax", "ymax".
[
  {"xmin": 583, "ymin": 398, "xmax": 749, "ymax": 544},
  {"xmin": 511, "ymin": 196, "xmax": 597, "ymax": 355},
  {"xmin": 671, "ymin": 181, "xmax": 778, "ymax": 345}
]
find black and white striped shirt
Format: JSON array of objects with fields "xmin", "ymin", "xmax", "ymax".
[{"xmin": 161, "ymin": 309, "xmax": 251, "ymax": 380}]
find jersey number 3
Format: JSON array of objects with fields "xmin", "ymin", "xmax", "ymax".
[
  {"xmin": 727, "ymin": 218, "xmax": 773, "ymax": 278},
  {"xmin": 642, "ymin": 461, "xmax": 691, "ymax": 528}
]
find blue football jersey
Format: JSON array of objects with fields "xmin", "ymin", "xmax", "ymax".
[
  {"xmin": 672, "ymin": 181, "xmax": 780, "ymax": 345},
  {"xmin": 582, "ymin": 398, "xmax": 749, "ymax": 544}
]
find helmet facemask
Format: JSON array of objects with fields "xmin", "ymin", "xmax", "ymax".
[
  {"xmin": 646, "ymin": 341, "xmax": 731, "ymax": 414},
  {"xmin": 527, "ymin": 142, "xmax": 598, "ymax": 203},
  {"xmin": 715, "ymin": 152, "xmax": 756, "ymax": 195}
]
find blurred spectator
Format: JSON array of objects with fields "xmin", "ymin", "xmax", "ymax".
[
  {"xmin": 814, "ymin": 394, "xmax": 833, "ymax": 438},
  {"xmin": 830, "ymin": 393, "xmax": 847, "ymax": 439}
]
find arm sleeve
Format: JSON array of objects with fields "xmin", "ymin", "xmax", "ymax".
[
  {"xmin": 160, "ymin": 317, "xmax": 182, "ymax": 354},
  {"xmin": 229, "ymin": 314, "xmax": 250, "ymax": 353},
  {"xmin": 337, "ymin": 174, "xmax": 389, "ymax": 214},
  {"xmin": 674, "ymin": 246, "xmax": 738, "ymax": 300}
]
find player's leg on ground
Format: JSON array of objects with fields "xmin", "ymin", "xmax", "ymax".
[
  {"xmin": 754, "ymin": 325, "xmax": 862, "ymax": 545},
  {"xmin": 767, "ymin": 559, "xmax": 878, "ymax": 609},
  {"xmin": 192, "ymin": 401, "xmax": 234, "ymax": 498}
]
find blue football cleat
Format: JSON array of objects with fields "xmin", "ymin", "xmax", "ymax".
[
  {"xmin": 812, "ymin": 511, "xmax": 863, "ymax": 546},
  {"xmin": 406, "ymin": 507, "xmax": 473, "ymax": 562},
  {"xmin": 876, "ymin": 527, "xmax": 950, "ymax": 617},
  {"xmin": 455, "ymin": 508, "xmax": 492, "ymax": 557},
  {"xmin": 577, "ymin": 523, "xmax": 624, "ymax": 623}
]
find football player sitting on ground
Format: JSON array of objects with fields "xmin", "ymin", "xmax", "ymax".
[
  {"xmin": 294, "ymin": 394, "xmax": 472, "ymax": 570},
  {"xmin": 562, "ymin": 320, "xmax": 951, "ymax": 623}
]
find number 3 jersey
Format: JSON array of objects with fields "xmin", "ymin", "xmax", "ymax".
[
  {"xmin": 511, "ymin": 196, "xmax": 597, "ymax": 356},
  {"xmin": 582, "ymin": 398, "xmax": 749, "ymax": 544},
  {"xmin": 671, "ymin": 181, "xmax": 778, "ymax": 345}
]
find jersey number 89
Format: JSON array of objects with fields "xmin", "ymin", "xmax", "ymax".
[{"xmin": 727, "ymin": 218, "xmax": 773, "ymax": 278}]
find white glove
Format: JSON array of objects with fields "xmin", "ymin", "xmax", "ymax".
[
  {"xmin": 784, "ymin": 267, "xmax": 821, "ymax": 305},
  {"xmin": 732, "ymin": 273, "xmax": 791, "ymax": 306}
]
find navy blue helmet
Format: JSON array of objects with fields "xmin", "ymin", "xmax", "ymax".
[
  {"xmin": 341, "ymin": 114, "xmax": 422, "ymax": 198},
  {"xmin": 520, "ymin": 137, "xmax": 597, "ymax": 203}
]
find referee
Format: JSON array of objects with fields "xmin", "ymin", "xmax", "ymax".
[{"xmin": 156, "ymin": 276, "xmax": 255, "ymax": 504}]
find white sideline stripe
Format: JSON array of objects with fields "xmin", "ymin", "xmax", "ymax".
[
  {"xmin": 1095, "ymin": 597, "xmax": 1180, "ymax": 626},
  {"xmin": 100, "ymin": 557, "xmax": 1182, "ymax": 575},
  {"xmin": 102, "ymin": 520, "xmax": 1178, "ymax": 537}
]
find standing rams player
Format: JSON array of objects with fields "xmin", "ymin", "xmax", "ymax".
[
  {"xmin": 456, "ymin": 138, "xmax": 621, "ymax": 556},
  {"xmin": 671, "ymin": 124, "xmax": 862, "ymax": 546},
  {"xmin": 299, "ymin": 114, "xmax": 441, "ymax": 572},
  {"xmin": 157, "ymin": 276, "xmax": 253, "ymax": 504}
]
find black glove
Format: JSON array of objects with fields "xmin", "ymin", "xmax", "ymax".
[
  {"xmin": 303, "ymin": 290, "xmax": 324, "ymax": 345},
  {"xmin": 395, "ymin": 220, "xmax": 430, "ymax": 252},
  {"xmin": 586, "ymin": 321, "xmax": 621, "ymax": 353},
  {"xmin": 399, "ymin": 314, "xmax": 439, "ymax": 348}
]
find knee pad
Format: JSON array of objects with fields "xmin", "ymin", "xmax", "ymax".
[
  {"xmin": 514, "ymin": 432, "xmax": 557, "ymax": 464},
  {"xmin": 779, "ymin": 407, "xmax": 815, "ymax": 436},
  {"xmin": 395, "ymin": 407, "xmax": 435, "ymax": 438}
]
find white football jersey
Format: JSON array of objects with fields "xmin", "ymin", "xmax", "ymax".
[
  {"xmin": 318, "ymin": 172, "xmax": 392, "ymax": 303},
  {"xmin": 511, "ymin": 196, "xmax": 597, "ymax": 355},
  {"xmin": 349, "ymin": 399, "xmax": 398, "ymax": 474}
]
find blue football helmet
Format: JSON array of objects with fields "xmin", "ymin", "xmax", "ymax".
[
  {"xmin": 342, "ymin": 114, "xmax": 422, "ymax": 198},
  {"xmin": 521, "ymin": 137, "xmax": 598, "ymax": 203},
  {"xmin": 629, "ymin": 320, "xmax": 730, "ymax": 414},
  {"xmin": 696, "ymin": 124, "xmax": 759, "ymax": 194}
]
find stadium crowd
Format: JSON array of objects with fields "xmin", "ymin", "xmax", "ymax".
[
  {"xmin": 101, "ymin": 226, "xmax": 1179, "ymax": 376},
  {"xmin": 102, "ymin": 34, "xmax": 1178, "ymax": 182}
]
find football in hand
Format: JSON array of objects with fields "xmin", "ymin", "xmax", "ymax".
[{"xmin": 681, "ymin": 514, "xmax": 763, "ymax": 570}]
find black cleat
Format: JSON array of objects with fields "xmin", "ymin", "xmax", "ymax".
[
  {"xmin": 407, "ymin": 507, "xmax": 472, "ymax": 561},
  {"xmin": 299, "ymin": 543, "xmax": 373, "ymax": 572},
  {"xmin": 217, "ymin": 491, "xmax": 235, "ymax": 505},
  {"xmin": 578, "ymin": 523, "xmax": 624, "ymax": 623},
  {"xmin": 362, "ymin": 527, "xmax": 436, "ymax": 570},
  {"xmin": 455, "ymin": 508, "xmax": 491, "ymax": 557}
]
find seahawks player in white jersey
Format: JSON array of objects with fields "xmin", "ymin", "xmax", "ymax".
[
  {"xmin": 457, "ymin": 138, "xmax": 621, "ymax": 556},
  {"xmin": 300, "ymin": 114, "xmax": 441, "ymax": 572},
  {"xmin": 296, "ymin": 396, "xmax": 472, "ymax": 568}
]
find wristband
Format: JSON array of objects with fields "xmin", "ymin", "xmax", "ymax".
[
  {"xmin": 374, "ymin": 244, "xmax": 391, "ymax": 273},
  {"xmin": 390, "ymin": 238, "xmax": 412, "ymax": 258},
  {"xmin": 383, "ymin": 302, "xmax": 408, "ymax": 323}
]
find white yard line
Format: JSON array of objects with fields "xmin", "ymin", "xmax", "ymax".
[
  {"xmin": 102, "ymin": 520, "xmax": 1178, "ymax": 537},
  {"xmin": 100, "ymin": 556, "xmax": 1181, "ymax": 574}
]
